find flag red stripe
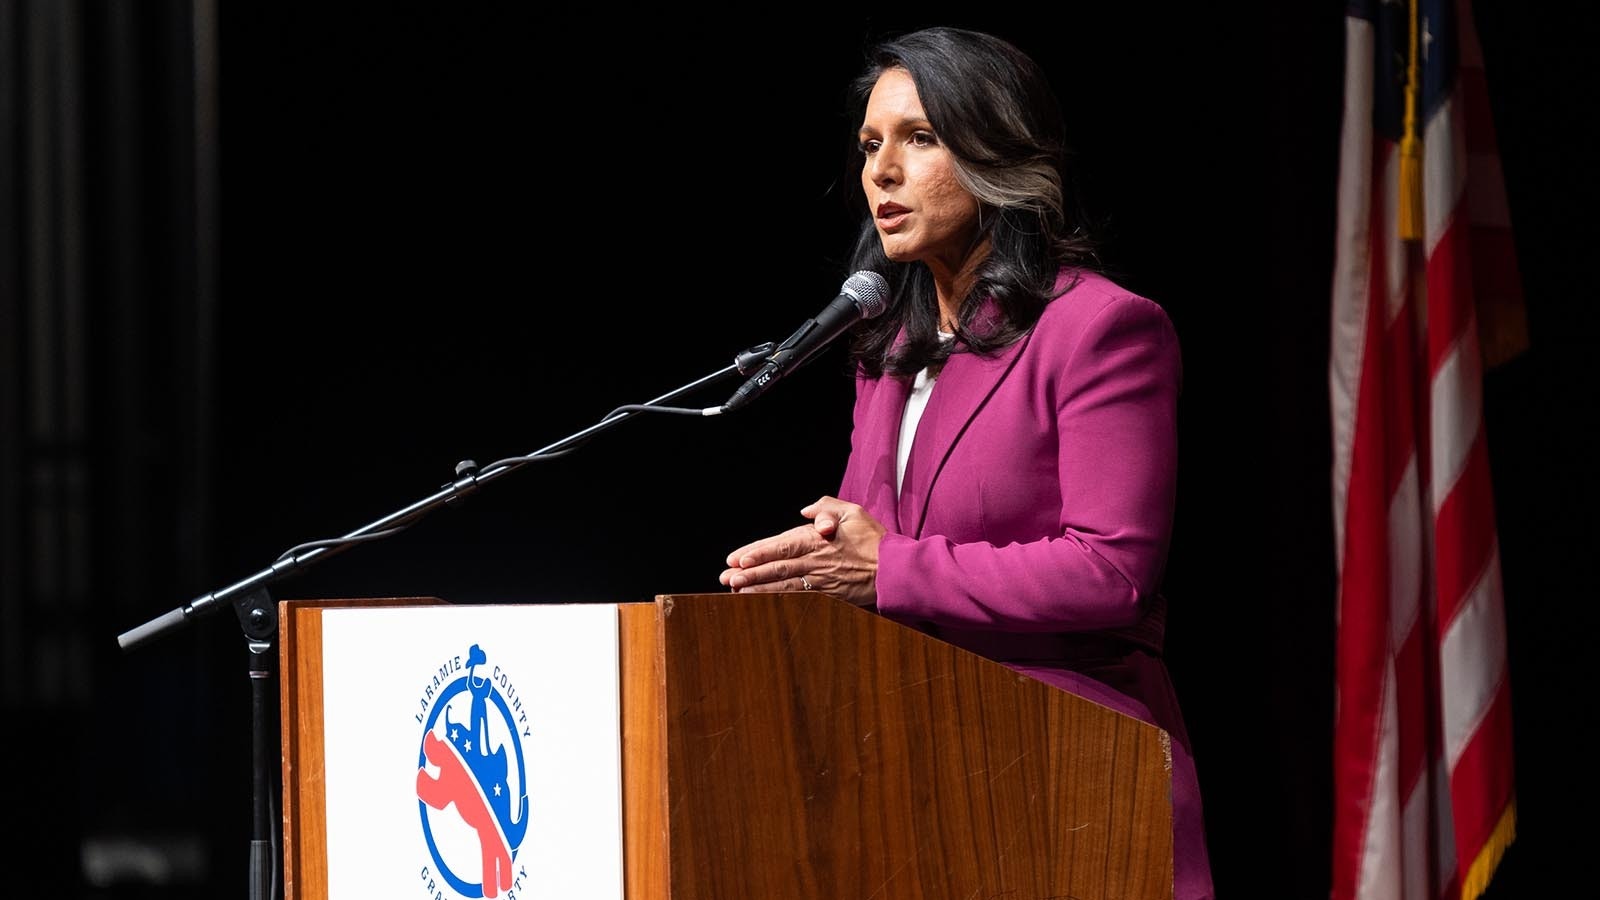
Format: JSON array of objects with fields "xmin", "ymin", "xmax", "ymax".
[
  {"xmin": 1382, "ymin": 296, "xmax": 1421, "ymax": 495},
  {"xmin": 1424, "ymin": 216, "xmax": 1473, "ymax": 377},
  {"xmin": 1433, "ymin": 435, "xmax": 1497, "ymax": 626},
  {"xmin": 1392, "ymin": 619, "xmax": 1432, "ymax": 798},
  {"xmin": 1448, "ymin": 676, "xmax": 1516, "ymax": 871}
]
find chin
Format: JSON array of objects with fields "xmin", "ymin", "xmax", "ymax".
[{"xmin": 879, "ymin": 241, "xmax": 919, "ymax": 263}]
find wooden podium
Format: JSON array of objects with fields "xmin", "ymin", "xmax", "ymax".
[{"xmin": 280, "ymin": 592, "xmax": 1174, "ymax": 899}]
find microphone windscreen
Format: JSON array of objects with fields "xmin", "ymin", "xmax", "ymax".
[{"xmin": 842, "ymin": 271, "xmax": 891, "ymax": 319}]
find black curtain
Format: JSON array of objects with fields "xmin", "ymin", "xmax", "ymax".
[{"xmin": 2, "ymin": 0, "xmax": 222, "ymax": 895}]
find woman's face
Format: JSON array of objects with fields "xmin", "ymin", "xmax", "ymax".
[{"xmin": 858, "ymin": 68, "xmax": 983, "ymax": 273}]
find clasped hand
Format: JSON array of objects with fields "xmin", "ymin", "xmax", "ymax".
[{"xmin": 718, "ymin": 496, "xmax": 885, "ymax": 609}]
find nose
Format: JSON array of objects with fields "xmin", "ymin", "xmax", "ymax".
[{"xmin": 866, "ymin": 145, "xmax": 899, "ymax": 189}]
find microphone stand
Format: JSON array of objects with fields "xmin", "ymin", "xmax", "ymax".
[{"xmin": 114, "ymin": 340, "xmax": 774, "ymax": 900}]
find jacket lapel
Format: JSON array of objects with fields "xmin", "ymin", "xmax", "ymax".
[
  {"xmin": 859, "ymin": 374, "xmax": 911, "ymax": 531},
  {"xmin": 898, "ymin": 333, "xmax": 1031, "ymax": 537}
]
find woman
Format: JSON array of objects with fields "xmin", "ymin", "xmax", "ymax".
[{"xmin": 718, "ymin": 26, "xmax": 1213, "ymax": 899}]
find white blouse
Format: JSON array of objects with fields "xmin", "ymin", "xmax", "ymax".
[{"xmin": 895, "ymin": 331, "xmax": 954, "ymax": 493}]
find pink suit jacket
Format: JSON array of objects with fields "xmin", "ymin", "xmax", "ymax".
[
  {"xmin": 838, "ymin": 268, "xmax": 1178, "ymax": 655},
  {"xmin": 836, "ymin": 268, "xmax": 1214, "ymax": 899}
]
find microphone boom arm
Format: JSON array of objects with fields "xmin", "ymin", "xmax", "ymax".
[{"xmin": 115, "ymin": 341, "xmax": 777, "ymax": 652}]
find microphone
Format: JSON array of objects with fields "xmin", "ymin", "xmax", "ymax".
[{"xmin": 722, "ymin": 270, "xmax": 891, "ymax": 412}]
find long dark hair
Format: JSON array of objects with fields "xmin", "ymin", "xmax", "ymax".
[{"xmin": 844, "ymin": 27, "xmax": 1102, "ymax": 378}]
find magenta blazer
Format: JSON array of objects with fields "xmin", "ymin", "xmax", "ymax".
[{"xmin": 836, "ymin": 268, "xmax": 1213, "ymax": 898}]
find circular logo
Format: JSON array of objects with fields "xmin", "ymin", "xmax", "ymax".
[{"xmin": 415, "ymin": 644, "xmax": 530, "ymax": 899}]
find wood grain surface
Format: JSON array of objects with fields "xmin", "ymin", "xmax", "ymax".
[{"xmin": 658, "ymin": 591, "xmax": 1172, "ymax": 900}]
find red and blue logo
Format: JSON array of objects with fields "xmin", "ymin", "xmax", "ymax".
[{"xmin": 415, "ymin": 643, "xmax": 530, "ymax": 899}]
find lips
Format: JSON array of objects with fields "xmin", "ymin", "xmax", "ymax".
[{"xmin": 876, "ymin": 202, "xmax": 910, "ymax": 229}]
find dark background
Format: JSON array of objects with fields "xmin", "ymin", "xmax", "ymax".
[{"xmin": 2, "ymin": 2, "xmax": 1594, "ymax": 897}]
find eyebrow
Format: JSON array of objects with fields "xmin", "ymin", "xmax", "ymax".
[{"xmin": 857, "ymin": 116, "xmax": 934, "ymax": 136}]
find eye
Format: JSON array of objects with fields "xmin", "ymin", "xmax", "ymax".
[
  {"xmin": 858, "ymin": 139, "xmax": 882, "ymax": 155},
  {"xmin": 910, "ymin": 131, "xmax": 938, "ymax": 148}
]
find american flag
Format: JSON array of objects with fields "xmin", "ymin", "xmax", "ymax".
[{"xmin": 1329, "ymin": 1, "xmax": 1521, "ymax": 898}]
